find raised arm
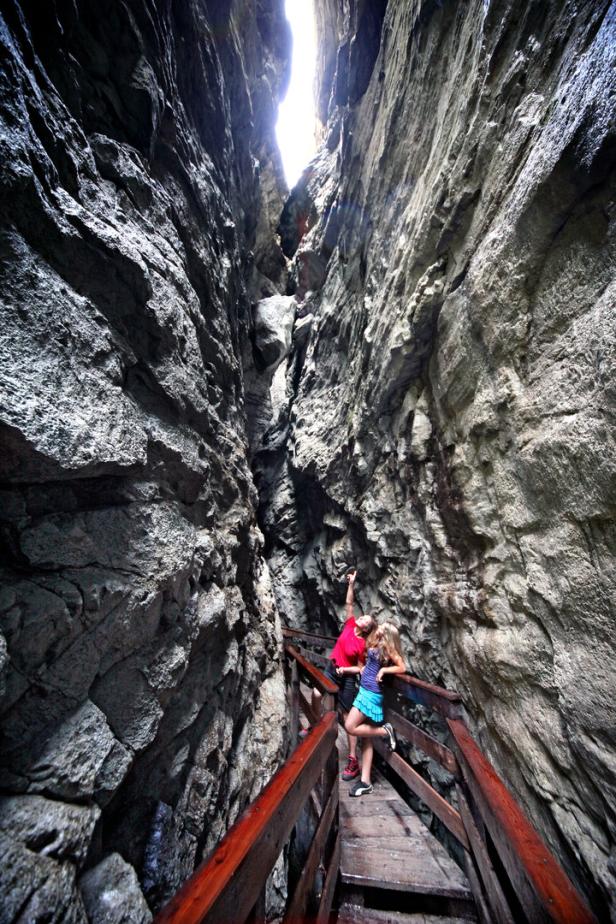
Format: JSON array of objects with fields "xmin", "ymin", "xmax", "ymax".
[{"xmin": 345, "ymin": 569, "xmax": 356, "ymax": 620}]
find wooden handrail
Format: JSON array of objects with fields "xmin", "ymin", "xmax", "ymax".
[
  {"xmin": 282, "ymin": 625, "xmax": 463, "ymax": 716},
  {"xmin": 383, "ymin": 704, "xmax": 459, "ymax": 775},
  {"xmin": 155, "ymin": 712, "xmax": 338, "ymax": 924},
  {"xmin": 391, "ymin": 673, "xmax": 463, "ymax": 719},
  {"xmin": 373, "ymin": 737, "xmax": 469, "ymax": 848},
  {"xmin": 282, "ymin": 626, "xmax": 336, "ymax": 645},
  {"xmin": 448, "ymin": 719, "xmax": 598, "ymax": 924},
  {"xmin": 394, "ymin": 672, "xmax": 461, "ymax": 703},
  {"xmin": 284, "ymin": 643, "xmax": 338, "ymax": 695}
]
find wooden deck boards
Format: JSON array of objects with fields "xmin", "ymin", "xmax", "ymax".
[
  {"xmin": 337, "ymin": 907, "xmax": 473, "ymax": 924},
  {"xmin": 337, "ymin": 730, "xmax": 472, "ymax": 901}
]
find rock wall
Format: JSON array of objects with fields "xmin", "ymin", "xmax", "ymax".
[
  {"xmin": 0, "ymin": 0, "xmax": 291, "ymax": 919},
  {"xmin": 261, "ymin": 0, "xmax": 616, "ymax": 917}
]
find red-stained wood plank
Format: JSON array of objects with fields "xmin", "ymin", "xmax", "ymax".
[
  {"xmin": 282, "ymin": 627, "xmax": 337, "ymax": 645},
  {"xmin": 383, "ymin": 704, "xmax": 460, "ymax": 775},
  {"xmin": 283, "ymin": 778, "xmax": 338, "ymax": 923},
  {"xmin": 447, "ymin": 718, "xmax": 598, "ymax": 924},
  {"xmin": 155, "ymin": 712, "xmax": 337, "ymax": 924},
  {"xmin": 285, "ymin": 643, "xmax": 339, "ymax": 695},
  {"xmin": 391, "ymin": 674, "xmax": 463, "ymax": 719}
]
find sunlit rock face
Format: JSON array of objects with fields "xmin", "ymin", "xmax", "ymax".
[
  {"xmin": 0, "ymin": 0, "xmax": 290, "ymax": 918},
  {"xmin": 260, "ymin": 0, "xmax": 616, "ymax": 916}
]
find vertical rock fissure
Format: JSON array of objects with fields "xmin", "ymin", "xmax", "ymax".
[
  {"xmin": 253, "ymin": 0, "xmax": 616, "ymax": 918},
  {"xmin": 1, "ymin": 0, "xmax": 615, "ymax": 920}
]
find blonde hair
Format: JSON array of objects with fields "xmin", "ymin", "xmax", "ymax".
[{"xmin": 367, "ymin": 621, "xmax": 403, "ymax": 664}]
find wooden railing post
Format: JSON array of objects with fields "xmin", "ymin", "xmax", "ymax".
[
  {"xmin": 281, "ymin": 625, "xmax": 599, "ymax": 924},
  {"xmin": 290, "ymin": 659, "xmax": 300, "ymax": 744},
  {"xmin": 322, "ymin": 691, "xmax": 335, "ymax": 715},
  {"xmin": 456, "ymin": 784, "xmax": 515, "ymax": 924},
  {"xmin": 245, "ymin": 885, "xmax": 266, "ymax": 924},
  {"xmin": 447, "ymin": 718, "xmax": 598, "ymax": 924},
  {"xmin": 155, "ymin": 713, "xmax": 337, "ymax": 924}
]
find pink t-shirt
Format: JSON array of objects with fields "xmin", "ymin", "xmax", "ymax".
[{"xmin": 330, "ymin": 617, "xmax": 366, "ymax": 668}]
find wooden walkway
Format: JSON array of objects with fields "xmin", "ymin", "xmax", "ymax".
[
  {"xmin": 336, "ymin": 730, "xmax": 476, "ymax": 922},
  {"xmin": 154, "ymin": 636, "xmax": 599, "ymax": 924}
]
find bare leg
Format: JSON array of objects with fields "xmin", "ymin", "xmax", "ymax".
[
  {"xmin": 360, "ymin": 739, "xmax": 374, "ymax": 784},
  {"xmin": 345, "ymin": 706, "xmax": 388, "ymax": 740},
  {"xmin": 341, "ymin": 710, "xmax": 357, "ymax": 759}
]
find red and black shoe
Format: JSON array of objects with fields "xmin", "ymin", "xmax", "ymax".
[{"xmin": 341, "ymin": 756, "xmax": 360, "ymax": 781}]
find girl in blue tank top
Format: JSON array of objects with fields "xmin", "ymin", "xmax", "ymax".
[{"xmin": 338, "ymin": 622, "xmax": 406, "ymax": 796}]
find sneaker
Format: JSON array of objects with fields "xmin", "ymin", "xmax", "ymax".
[
  {"xmin": 350, "ymin": 779, "xmax": 373, "ymax": 797},
  {"xmin": 382, "ymin": 722, "xmax": 396, "ymax": 752},
  {"xmin": 299, "ymin": 727, "xmax": 310, "ymax": 739},
  {"xmin": 341, "ymin": 756, "xmax": 360, "ymax": 781}
]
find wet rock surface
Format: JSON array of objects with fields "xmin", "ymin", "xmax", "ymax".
[
  {"xmin": 0, "ymin": 0, "xmax": 290, "ymax": 918},
  {"xmin": 259, "ymin": 0, "xmax": 616, "ymax": 917}
]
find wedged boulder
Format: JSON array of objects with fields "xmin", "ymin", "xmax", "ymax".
[
  {"xmin": 253, "ymin": 295, "xmax": 296, "ymax": 370},
  {"xmin": 80, "ymin": 853, "xmax": 152, "ymax": 924}
]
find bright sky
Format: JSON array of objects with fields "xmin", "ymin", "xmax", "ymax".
[{"xmin": 276, "ymin": 0, "xmax": 317, "ymax": 189}]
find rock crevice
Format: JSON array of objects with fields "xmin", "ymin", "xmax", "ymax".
[{"xmin": 254, "ymin": 0, "xmax": 616, "ymax": 917}]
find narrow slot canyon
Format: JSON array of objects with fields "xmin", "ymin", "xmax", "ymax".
[{"xmin": 0, "ymin": 1, "xmax": 614, "ymax": 922}]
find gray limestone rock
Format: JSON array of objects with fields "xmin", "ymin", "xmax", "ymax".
[
  {"xmin": 0, "ymin": 795, "xmax": 100, "ymax": 866},
  {"xmin": 0, "ymin": 0, "xmax": 291, "ymax": 919},
  {"xmin": 254, "ymin": 295, "xmax": 296, "ymax": 371},
  {"xmin": 7, "ymin": 700, "xmax": 133, "ymax": 804},
  {"xmin": 0, "ymin": 833, "xmax": 88, "ymax": 924},
  {"xmin": 80, "ymin": 854, "xmax": 152, "ymax": 924},
  {"xmin": 259, "ymin": 0, "xmax": 616, "ymax": 918}
]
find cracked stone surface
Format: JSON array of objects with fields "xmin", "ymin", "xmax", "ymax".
[
  {"xmin": 257, "ymin": 0, "xmax": 616, "ymax": 918},
  {"xmin": 0, "ymin": 0, "xmax": 291, "ymax": 918},
  {"xmin": 1, "ymin": 0, "xmax": 615, "ymax": 920},
  {"xmin": 80, "ymin": 853, "xmax": 152, "ymax": 924}
]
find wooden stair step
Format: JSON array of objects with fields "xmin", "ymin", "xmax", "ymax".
[
  {"xmin": 340, "ymin": 838, "xmax": 472, "ymax": 899},
  {"xmin": 337, "ymin": 905, "xmax": 474, "ymax": 923},
  {"xmin": 338, "ymin": 751, "xmax": 472, "ymax": 902}
]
